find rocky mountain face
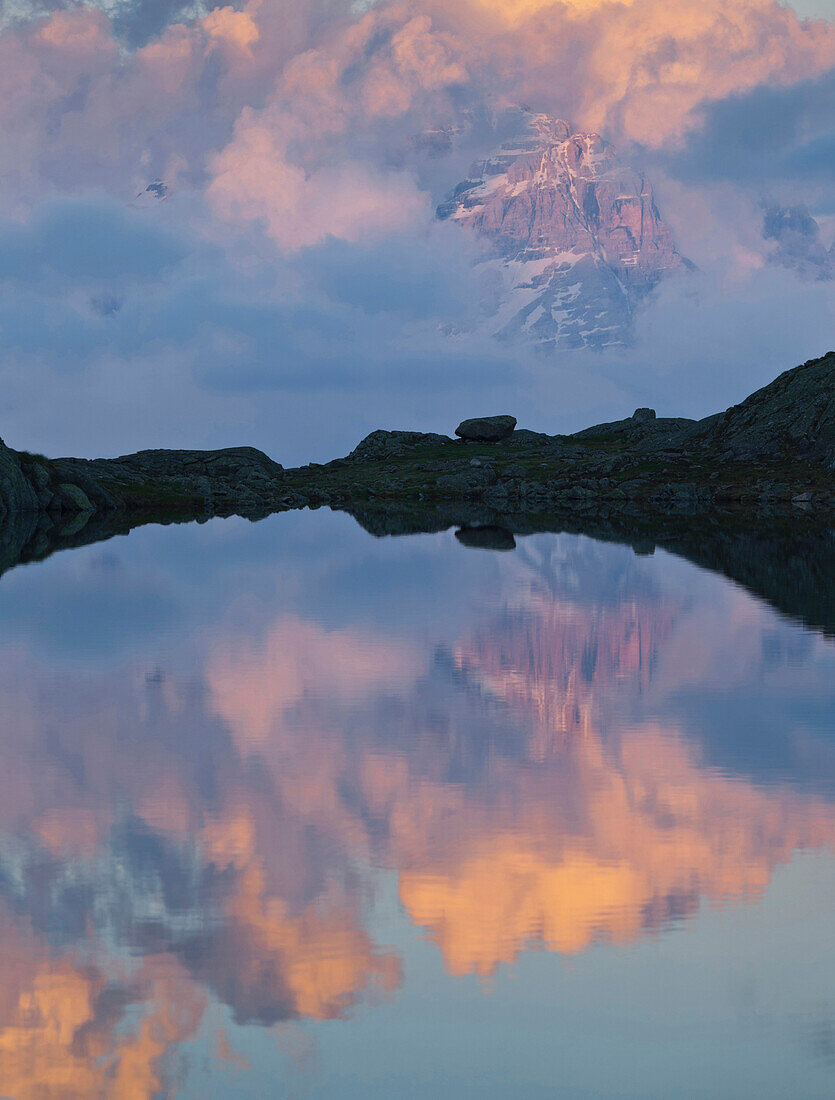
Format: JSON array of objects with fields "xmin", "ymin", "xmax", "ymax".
[
  {"xmin": 437, "ymin": 112, "xmax": 687, "ymax": 351},
  {"xmin": 763, "ymin": 204, "xmax": 835, "ymax": 281}
]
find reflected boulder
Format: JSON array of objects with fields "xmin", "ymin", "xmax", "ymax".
[{"xmin": 455, "ymin": 525, "xmax": 517, "ymax": 552}]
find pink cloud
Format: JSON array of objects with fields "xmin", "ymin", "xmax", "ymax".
[
  {"xmin": 204, "ymin": 6, "xmax": 467, "ymax": 244},
  {"xmin": 207, "ymin": 106, "xmax": 428, "ymax": 246},
  {"xmin": 0, "ymin": 0, "xmax": 832, "ymax": 243},
  {"xmin": 417, "ymin": 0, "xmax": 835, "ymax": 145},
  {"xmin": 202, "ymin": 4, "xmax": 261, "ymax": 55},
  {"xmin": 207, "ymin": 617, "xmax": 418, "ymax": 747}
]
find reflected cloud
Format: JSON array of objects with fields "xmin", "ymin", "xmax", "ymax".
[
  {"xmin": 0, "ymin": 919, "xmax": 204, "ymax": 1099},
  {"xmin": 208, "ymin": 616, "xmax": 418, "ymax": 748},
  {"xmin": 395, "ymin": 724, "xmax": 835, "ymax": 973},
  {"xmin": 0, "ymin": 526, "xmax": 832, "ymax": 1087}
]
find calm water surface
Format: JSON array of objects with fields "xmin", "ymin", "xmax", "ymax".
[{"xmin": 0, "ymin": 510, "xmax": 833, "ymax": 1098}]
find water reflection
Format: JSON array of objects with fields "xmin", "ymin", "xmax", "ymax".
[{"xmin": 0, "ymin": 515, "xmax": 832, "ymax": 1095}]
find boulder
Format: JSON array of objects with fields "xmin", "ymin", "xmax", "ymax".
[
  {"xmin": 632, "ymin": 408, "xmax": 656, "ymax": 422},
  {"xmin": 349, "ymin": 430, "xmax": 453, "ymax": 461},
  {"xmin": 0, "ymin": 441, "xmax": 40, "ymax": 515},
  {"xmin": 455, "ymin": 416, "xmax": 517, "ymax": 443},
  {"xmin": 57, "ymin": 483, "xmax": 94, "ymax": 512}
]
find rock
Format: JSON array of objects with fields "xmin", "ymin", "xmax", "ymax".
[
  {"xmin": 31, "ymin": 465, "xmax": 51, "ymax": 490},
  {"xmin": 436, "ymin": 465, "xmax": 498, "ymax": 491},
  {"xmin": 763, "ymin": 205, "xmax": 835, "ymax": 281},
  {"xmin": 507, "ymin": 430, "xmax": 551, "ymax": 446},
  {"xmin": 58, "ymin": 511, "xmax": 94, "ymax": 537},
  {"xmin": 455, "ymin": 416, "xmax": 517, "ymax": 443},
  {"xmin": 2, "ymin": 349, "xmax": 834, "ymax": 534},
  {"xmin": 0, "ymin": 443, "xmax": 40, "ymax": 514},
  {"xmin": 690, "ymin": 351, "xmax": 835, "ymax": 466},
  {"xmin": 482, "ymin": 484, "xmax": 511, "ymax": 507},
  {"xmin": 349, "ymin": 430, "xmax": 453, "ymax": 461},
  {"xmin": 57, "ymin": 483, "xmax": 94, "ymax": 512}
]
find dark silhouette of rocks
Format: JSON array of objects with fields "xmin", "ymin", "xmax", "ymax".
[
  {"xmin": 2, "ymin": 352, "xmax": 835, "ymax": 638},
  {"xmin": 1, "ymin": 352, "xmax": 833, "ymax": 559},
  {"xmin": 686, "ymin": 353, "xmax": 835, "ymax": 466}
]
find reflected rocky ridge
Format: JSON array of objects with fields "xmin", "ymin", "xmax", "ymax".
[
  {"xmin": 3, "ymin": 499, "xmax": 834, "ymax": 637},
  {"xmin": 0, "ymin": 521, "xmax": 832, "ymax": 1092}
]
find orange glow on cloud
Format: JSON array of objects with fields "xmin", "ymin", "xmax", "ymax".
[
  {"xmin": 193, "ymin": 800, "xmax": 401, "ymax": 1021},
  {"xmin": 373, "ymin": 593, "xmax": 835, "ymax": 974},
  {"xmin": 207, "ymin": 111, "xmax": 428, "ymax": 247},
  {"xmin": 35, "ymin": 10, "xmax": 113, "ymax": 52},
  {"xmin": 456, "ymin": 0, "xmax": 638, "ymax": 23},
  {"xmin": 0, "ymin": 928, "xmax": 205, "ymax": 1100},
  {"xmin": 222, "ymin": 860, "xmax": 401, "ymax": 1020},
  {"xmin": 202, "ymin": 5, "xmax": 261, "ymax": 54},
  {"xmin": 394, "ymin": 724, "xmax": 835, "ymax": 974},
  {"xmin": 34, "ymin": 807, "xmax": 103, "ymax": 857},
  {"xmin": 2, "ymin": 0, "xmax": 833, "ymax": 233}
]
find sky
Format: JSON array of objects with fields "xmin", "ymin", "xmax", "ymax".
[{"xmin": 0, "ymin": 0, "xmax": 833, "ymax": 463}]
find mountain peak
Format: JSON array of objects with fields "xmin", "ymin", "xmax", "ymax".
[
  {"xmin": 438, "ymin": 111, "xmax": 687, "ymax": 351},
  {"xmin": 763, "ymin": 202, "xmax": 835, "ymax": 281}
]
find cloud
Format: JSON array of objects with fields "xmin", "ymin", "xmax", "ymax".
[
  {"xmin": 0, "ymin": 0, "xmax": 833, "ymax": 463},
  {"xmin": 113, "ymin": 0, "xmax": 213, "ymax": 48},
  {"xmin": 301, "ymin": 231, "xmax": 477, "ymax": 319},
  {"xmin": 1, "ymin": 187, "xmax": 832, "ymax": 471},
  {"xmin": 416, "ymin": 0, "xmax": 835, "ymax": 144},
  {"xmin": 2, "ymin": 0, "xmax": 832, "ymax": 223},
  {"xmin": 0, "ymin": 197, "xmax": 185, "ymax": 281},
  {"xmin": 0, "ymin": 3, "xmax": 336, "ymax": 211},
  {"xmin": 0, "ymin": 193, "xmax": 529, "ymax": 460},
  {"xmin": 207, "ymin": 106, "xmax": 429, "ymax": 247},
  {"xmin": 208, "ymin": 616, "xmax": 418, "ymax": 747},
  {"xmin": 650, "ymin": 69, "xmax": 835, "ymax": 213},
  {"xmin": 203, "ymin": 5, "xmax": 470, "ymax": 244}
]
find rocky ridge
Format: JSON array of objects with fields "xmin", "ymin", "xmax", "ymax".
[
  {"xmin": 1, "ymin": 352, "xmax": 835, "ymax": 635},
  {"xmin": 1, "ymin": 352, "xmax": 834, "ymax": 563}
]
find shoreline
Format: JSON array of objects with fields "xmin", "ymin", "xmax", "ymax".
[{"xmin": 1, "ymin": 352, "xmax": 833, "ymax": 528}]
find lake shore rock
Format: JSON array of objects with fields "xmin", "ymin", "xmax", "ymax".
[{"xmin": 1, "ymin": 352, "xmax": 833, "ymax": 535}]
